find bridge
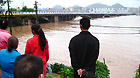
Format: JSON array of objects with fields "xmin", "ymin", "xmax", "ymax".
[{"xmin": 0, "ymin": 12, "xmax": 132, "ymax": 24}]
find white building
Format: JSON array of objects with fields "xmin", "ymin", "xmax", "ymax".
[{"xmin": 137, "ymin": 7, "xmax": 140, "ymax": 15}]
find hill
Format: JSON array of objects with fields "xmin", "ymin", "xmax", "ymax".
[
  {"xmin": 86, "ymin": 3, "xmax": 108, "ymax": 9},
  {"xmin": 52, "ymin": 5, "xmax": 64, "ymax": 10},
  {"xmin": 111, "ymin": 3, "xmax": 125, "ymax": 8}
]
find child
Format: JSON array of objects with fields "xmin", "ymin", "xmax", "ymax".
[
  {"xmin": 14, "ymin": 54, "xmax": 44, "ymax": 78},
  {"xmin": 0, "ymin": 37, "xmax": 21, "ymax": 78}
]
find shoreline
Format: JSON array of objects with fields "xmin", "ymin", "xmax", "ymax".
[{"xmin": 11, "ymin": 16, "xmax": 140, "ymax": 78}]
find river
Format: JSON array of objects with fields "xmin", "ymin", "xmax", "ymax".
[{"xmin": 8, "ymin": 15, "xmax": 140, "ymax": 78}]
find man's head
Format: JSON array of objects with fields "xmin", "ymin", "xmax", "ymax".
[
  {"xmin": 0, "ymin": 19, "xmax": 8, "ymax": 30},
  {"xmin": 80, "ymin": 17, "xmax": 90, "ymax": 30},
  {"xmin": 14, "ymin": 54, "xmax": 44, "ymax": 78}
]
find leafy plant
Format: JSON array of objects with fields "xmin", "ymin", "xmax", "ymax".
[
  {"xmin": 46, "ymin": 73, "xmax": 60, "ymax": 78},
  {"xmin": 20, "ymin": 6, "xmax": 35, "ymax": 12},
  {"xmin": 51, "ymin": 63, "xmax": 65, "ymax": 74},
  {"xmin": 59, "ymin": 66, "xmax": 74, "ymax": 78},
  {"xmin": 134, "ymin": 69, "xmax": 140, "ymax": 78},
  {"xmin": 9, "ymin": 8, "xmax": 17, "ymax": 11},
  {"xmin": 46, "ymin": 73, "xmax": 53, "ymax": 78},
  {"xmin": 95, "ymin": 60, "xmax": 110, "ymax": 78},
  {"xmin": 50, "ymin": 60, "xmax": 110, "ymax": 78}
]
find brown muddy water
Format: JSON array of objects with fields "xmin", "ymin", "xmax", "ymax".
[{"xmin": 8, "ymin": 15, "xmax": 140, "ymax": 78}]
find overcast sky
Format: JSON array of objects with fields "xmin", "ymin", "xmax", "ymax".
[{"xmin": 3, "ymin": 0, "xmax": 140, "ymax": 9}]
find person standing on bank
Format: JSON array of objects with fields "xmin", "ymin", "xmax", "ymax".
[
  {"xmin": 0, "ymin": 37, "xmax": 21, "ymax": 78},
  {"xmin": 25, "ymin": 24, "xmax": 49, "ymax": 78},
  {"xmin": 0, "ymin": 19, "xmax": 12, "ymax": 51},
  {"xmin": 69, "ymin": 17, "xmax": 100, "ymax": 78}
]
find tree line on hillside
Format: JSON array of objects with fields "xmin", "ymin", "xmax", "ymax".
[
  {"xmin": 0, "ymin": 0, "xmax": 35, "ymax": 13},
  {"xmin": 9, "ymin": 6, "xmax": 35, "ymax": 12},
  {"xmin": 0, "ymin": 6, "xmax": 35, "ymax": 13}
]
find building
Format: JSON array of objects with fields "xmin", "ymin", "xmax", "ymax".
[{"xmin": 137, "ymin": 6, "xmax": 140, "ymax": 15}]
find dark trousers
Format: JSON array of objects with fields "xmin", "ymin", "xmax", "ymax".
[{"xmin": 74, "ymin": 69, "xmax": 80, "ymax": 78}]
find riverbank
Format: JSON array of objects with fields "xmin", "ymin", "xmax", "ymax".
[{"xmin": 8, "ymin": 15, "xmax": 140, "ymax": 78}]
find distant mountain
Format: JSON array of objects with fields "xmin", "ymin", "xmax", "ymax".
[
  {"xmin": 39, "ymin": 3, "xmax": 135, "ymax": 11},
  {"xmin": 86, "ymin": 3, "xmax": 108, "ymax": 9},
  {"xmin": 111, "ymin": 3, "xmax": 125, "ymax": 8},
  {"xmin": 72, "ymin": 5, "xmax": 83, "ymax": 9},
  {"xmin": 73, "ymin": 5, "xmax": 82, "ymax": 8},
  {"xmin": 52, "ymin": 5, "xmax": 63, "ymax": 10},
  {"xmin": 85, "ymin": 3, "xmax": 127, "ymax": 9}
]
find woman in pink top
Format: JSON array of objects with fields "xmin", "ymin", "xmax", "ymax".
[{"xmin": 0, "ymin": 19, "xmax": 12, "ymax": 51}]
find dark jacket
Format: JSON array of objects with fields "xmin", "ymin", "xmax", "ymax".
[{"xmin": 69, "ymin": 31, "xmax": 99, "ymax": 73}]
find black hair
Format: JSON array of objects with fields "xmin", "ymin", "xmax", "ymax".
[
  {"xmin": 80, "ymin": 17, "xmax": 90, "ymax": 30},
  {"xmin": 0, "ymin": 19, "xmax": 8, "ymax": 30},
  {"xmin": 7, "ymin": 37, "xmax": 18, "ymax": 52},
  {"xmin": 14, "ymin": 54, "xmax": 43, "ymax": 78},
  {"xmin": 31, "ymin": 24, "xmax": 47, "ymax": 51}
]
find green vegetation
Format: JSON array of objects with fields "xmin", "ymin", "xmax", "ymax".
[
  {"xmin": 20, "ymin": 6, "xmax": 35, "ymax": 12},
  {"xmin": 9, "ymin": 8, "xmax": 17, "ymax": 11},
  {"xmin": 47, "ymin": 63, "xmax": 74, "ymax": 78},
  {"xmin": 95, "ymin": 61, "xmax": 110, "ymax": 78},
  {"xmin": 59, "ymin": 66, "xmax": 74, "ymax": 78},
  {"xmin": 0, "ymin": 0, "xmax": 6, "ymax": 13},
  {"xmin": 51, "ymin": 63, "xmax": 65, "ymax": 74},
  {"xmin": 0, "ymin": 9, "xmax": 5, "ymax": 14},
  {"xmin": 46, "ymin": 73, "xmax": 60, "ymax": 78},
  {"xmin": 134, "ymin": 69, "xmax": 140, "ymax": 78},
  {"xmin": 72, "ymin": 27, "xmax": 77, "ymax": 28},
  {"xmin": 8, "ymin": 6, "xmax": 35, "ymax": 12},
  {"xmin": 0, "ymin": 61, "xmax": 110, "ymax": 78},
  {"xmin": 1, "ymin": 6, "xmax": 35, "ymax": 14},
  {"xmin": 48, "ymin": 60, "xmax": 110, "ymax": 78}
]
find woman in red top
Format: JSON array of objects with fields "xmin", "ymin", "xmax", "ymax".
[{"xmin": 25, "ymin": 24, "xmax": 49, "ymax": 78}]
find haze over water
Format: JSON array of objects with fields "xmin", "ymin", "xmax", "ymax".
[{"xmin": 10, "ymin": 15, "xmax": 140, "ymax": 78}]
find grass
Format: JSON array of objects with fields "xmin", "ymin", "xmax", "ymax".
[
  {"xmin": 72, "ymin": 27, "xmax": 77, "ymax": 28},
  {"xmin": 46, "ymin": 73, "xmax": 61, "ymax": 78}
]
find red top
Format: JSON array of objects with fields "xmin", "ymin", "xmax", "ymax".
[{"xmin": 25, "ymin": 35, "xmax": 49, "ymax": 76}]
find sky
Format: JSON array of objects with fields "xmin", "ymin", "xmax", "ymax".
[{"xmin": 2, "ymin": 0, "xmax": 140, "ymax": 9}]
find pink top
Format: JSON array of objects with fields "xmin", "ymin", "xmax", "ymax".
[{"xmin": 0, "ymin": 29, "xmax": 12, "ymax": 51}]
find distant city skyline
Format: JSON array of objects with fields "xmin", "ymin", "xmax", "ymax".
[{"xmin": 2, "ymin": 0, "xmax": 140, "ymax": 9}]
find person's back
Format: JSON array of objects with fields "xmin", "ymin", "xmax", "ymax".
[
  {"xmin": 0, "ymin": 19, "xmax": 11, "ymax": 50},
  {"xmin": 69, "ymin": 17, "xmax": 99, "ymax": 78},
  {"xmin": 0, "ymin": 37, "xmax": 21, "ymax": 78},
  {"xmin": 25, "ymin": 35, "xmax": 48, "ymax": 60},
  {"xmin": 25, "ymin": 24, "xmax": 49, "ymax": 78},
  {"xmin": 71, "ymin": 31, "xmax": 99, "ymax": 71}
]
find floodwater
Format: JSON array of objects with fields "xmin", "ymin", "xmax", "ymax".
[{"xmin": 9, "ymin": 15, "xmax": 140, "ymax": 78}]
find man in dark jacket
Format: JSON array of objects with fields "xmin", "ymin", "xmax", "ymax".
[{"xmin": 69, "ymin": 17, "xmax": 99, "ymax": 78}]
